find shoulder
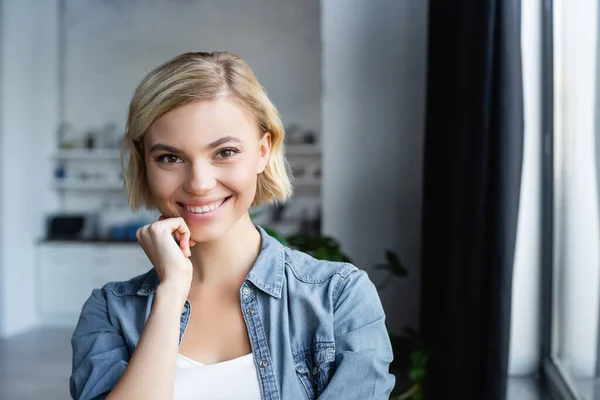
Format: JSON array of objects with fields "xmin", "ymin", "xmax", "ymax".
[
  {"xmin": 75, "ymin": 270, "xmax": 155, "ymax": 336},
  {"xmin": 100, "ymin": 268, "xmax": 157, "ymax": 298},
  {"xmin": 282, "ymin": 247, "xmax": 384, "ymax": 329},
  {"xmin": 284, "ymin": 246, "xmax": 358, "ymax": 283},
  {"xmin": 283, "ymin": 246, "xmax": 375, "ymax": 303}
]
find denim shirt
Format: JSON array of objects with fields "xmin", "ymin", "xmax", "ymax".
[{"xmin": 70, "ymin": 226, "xmax": 395, "ymax": 399}]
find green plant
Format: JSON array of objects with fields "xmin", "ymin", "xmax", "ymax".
[
  {"xmin": 375, "ymin": 253, "xmax": 427, "ymax": 400},
  {"xmin": 263, "ymin": 226, "xmax": 429, "ymax": 399},
  {"xmin": 374, "ymin": 250, "xmax": 409, "ymax": 290},
  {"xmin": 389, "ymin": 327, "xmax": 428, "ymax": 400}
]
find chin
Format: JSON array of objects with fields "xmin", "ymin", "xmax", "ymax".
[{"xmin": 188, "ymin": 223, "xmax": 229, "ymax": 244}]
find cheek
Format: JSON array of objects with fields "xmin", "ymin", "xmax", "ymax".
[
  {"xmin": 226, "ymin": 159, "xmax": 259, "ymax": 191},
  {"xmin": 146, "ymin": 165, "xmax": 181, "ymax": 201}
]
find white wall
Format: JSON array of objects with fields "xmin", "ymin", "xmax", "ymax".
[
  {"xmin": 0, "ymin": 0, "xmax": 59, "ymax": 337},
  {"xmin": 0, "ymin": 0, "xmax": 3, "ymax": 332},
  {"xmin": 63, "ymin": 0, "xmax": 321, "ymax": 136},
  {"xmin": 321, "ymin": 0, "xmax": 428, "ymax": 332},
  {"xmin": 0, "ymin": 0, "xmax": 430, "ymax": 336},
  {"xmin": 508, "ymin": 0, "xmax": 543, "ymax": 376}
]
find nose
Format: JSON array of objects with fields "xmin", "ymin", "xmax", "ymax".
[{"xmin": 183, "ymin": 161, "xmax": 217, "ymax": 195}]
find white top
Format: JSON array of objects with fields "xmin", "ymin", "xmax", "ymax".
[{"xmin": 173, "ymin": 353, "xmax": 262, "ymax": 400}]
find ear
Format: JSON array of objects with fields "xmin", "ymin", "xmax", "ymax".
[{"xmin": 257, "ymin": 132, "xmax": 272, "ymax": 174}]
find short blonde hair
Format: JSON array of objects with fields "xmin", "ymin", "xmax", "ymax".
[{"xmin": 121, "ymin": 51, "xmax": 293, "ymax": 210}]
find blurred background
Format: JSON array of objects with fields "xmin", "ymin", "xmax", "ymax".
[
  {"xmin": 0, "ymin": 1, "xmax": 427, "ymax": 399},
  {"xmin": 1, "ymin": 0, "xmax": 599, "ymax": 400}
]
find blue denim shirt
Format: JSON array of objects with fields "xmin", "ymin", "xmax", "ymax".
[{"xmin": 70, "ymin": 226, "xmax": 395, "ymax": 399}]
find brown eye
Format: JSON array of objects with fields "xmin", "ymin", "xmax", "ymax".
[
  {"xmin": 216, "ymin": 148, "xmax": 239, "ymax": 159},
  {"xmin": 156, "ymin": 154, "xmax": 182, "ymax": 164}
]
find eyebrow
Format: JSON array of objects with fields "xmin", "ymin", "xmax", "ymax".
[
  {"xmin": 149, "ymin": 136, "xmax": 243, "ymax": 153},
  {"xmin": 206, "ymin": 135, "xmax": 243, "ymax": 149}
]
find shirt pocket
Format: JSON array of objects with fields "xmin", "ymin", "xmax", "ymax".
[{"xmin": 293, "ymin": 342, "xmax": 336, "ymax": 400}]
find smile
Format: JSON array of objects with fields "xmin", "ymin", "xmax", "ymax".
[{"xmin": 181, "ymin": 196, "xmax": 232, "ymax": 214}]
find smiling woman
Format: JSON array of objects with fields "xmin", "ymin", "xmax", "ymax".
[
  {"xmin": 69, "ymin": 52, "xmax": 395, "ymax": 400},
  {"xmin": 141, "ymin": 98, "xmax": 274, "ymax": 243}
]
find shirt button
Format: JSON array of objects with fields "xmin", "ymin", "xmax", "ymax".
[
  {"xmin": 259, "ymin": 360, "xmax": 268, "ymax": 368},
  {"xmin": 247, "ymin": 307, "xmax": 255, "ymax": 315},
  {"xmin": 242, "ymin": 287, "xmax": 251, "ymax": 296}
]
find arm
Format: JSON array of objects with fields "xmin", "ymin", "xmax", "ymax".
[
  {"xmin": 106, "ymin": 284, "xmax": 183, "ymax": 400},
  {"xmin": 71, "ymin": 217, "xmax": 194, "ymax": 400},
  {"xmin": 318, "ymin": 269, "xmax": 395, "ymax": 399},
  {"xmin": 70, "ymin": 284, "xmax": 183, "ymax": 400}
]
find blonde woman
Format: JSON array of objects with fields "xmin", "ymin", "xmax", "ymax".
[{"xmin": 69, "ymin": 52, "xmax": 395, "ymax": 400}]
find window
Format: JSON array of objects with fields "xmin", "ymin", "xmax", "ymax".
[{"xmin": 542, "ymin": 0, "xmax": 600, "ymax": 398}]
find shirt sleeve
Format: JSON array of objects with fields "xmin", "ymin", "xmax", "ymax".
[
  {"xmin": 70, "ymin": 288, "xmax": 130, "ymax": 400},
  {"xmin": 318, "ymin": 269, "xmax": 396, "ymax": 399}
]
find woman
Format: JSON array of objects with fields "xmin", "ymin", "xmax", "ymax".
[{"xmin": 70, "ymin": 51, "xmax": 394, "ymax": 400}]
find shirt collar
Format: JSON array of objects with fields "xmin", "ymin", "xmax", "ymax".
[
  {"xmin": 137, "ymin": 225, "xmax": 285, "ymax": 298},
  {"xmin": 245, "ymin": 225, "xmax": 285, "ymax": 298}
]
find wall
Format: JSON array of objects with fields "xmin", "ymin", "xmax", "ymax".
[
  {"xmin": 0, "ymin": 0, "xmax": 60, "ymax": 337},
  {"xmin": 63, "ymin": 0, "xmax": 321, "ymax": 137},
  {"xmin": 0, "ymin": 0, "xmax": 3, "ymax": 333},
  {"xmin": 321, "ymin": 0, "xmax": 428, "ymax": 332}
]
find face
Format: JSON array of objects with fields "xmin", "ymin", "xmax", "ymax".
[{"xmin": 144, "ymin": 98, "xmax": 271, "ymax": 243}]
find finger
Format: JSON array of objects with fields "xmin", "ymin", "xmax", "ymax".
[
  {"xmin": 158, "ymin": 215, "xmax": 165, "ymax": 221},
  {"xmin": 173, "ymin": 230, "xmax": 182, "ymax": 243},
  {"xmin": 158, "ymin": 217, "xmax": 191, "ymax": 255},
  {"xmin": 189, "ymin": 239, "xmax": 196, "ymax": 247},
  {"xmin": 173, "ymin": 230, "xmax": 186, "ymax": 250},
  {"xmin": 179, "ymin": 230, "xmax": 191, "ymax": 257}
]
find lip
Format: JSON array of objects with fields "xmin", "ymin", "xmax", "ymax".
[
  {"xmin": 179, "ymin": 197, "xmax": 231, "ymax": 208},
  {"xmin": 178, "ymin": 196, "xmax": 232, "ymax": 222}
]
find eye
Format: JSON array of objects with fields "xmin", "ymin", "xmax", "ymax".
[
  {"xmin": 216, "ymin": 148, "xmax": 239, "ymax": 159},
  {"xmin": 156, "ymin": 154, "xmax": 182, "ymax": 164}
]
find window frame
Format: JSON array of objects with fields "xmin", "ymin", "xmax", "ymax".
[{"xmin": 539, "ymin": 0, "xmax": 582, "ymax": 398}]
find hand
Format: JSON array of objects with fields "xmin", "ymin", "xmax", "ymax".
[{"xmin": 136, "ymin": 216, "xmax": 195, "ymax": 304}]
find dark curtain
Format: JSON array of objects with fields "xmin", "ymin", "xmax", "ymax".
[{"xmin": 420, "ymin": 0, "xmax": 523, "ymax": 399}]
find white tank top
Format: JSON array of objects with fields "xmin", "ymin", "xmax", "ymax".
[{"xmin": 173, "ymin": 353, "xmax": 262, "ymax": 400}]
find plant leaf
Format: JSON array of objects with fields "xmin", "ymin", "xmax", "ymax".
[
  {"xmin": 313, "ymin": 246, "xmax": 331, "ymax": 260},
  {"xmin": 410, "ymin": 366, "xmax": 425, "ymax": 383},
  {"xmin": 385, "ymin": 250, "xmax": 400, "ymax": 265},
  {"xmin": 384, "ymin": 250, "xmax": 409, "ymax": 277}
]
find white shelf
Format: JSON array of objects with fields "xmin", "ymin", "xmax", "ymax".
[
  {"xmin": 53, "ymin": 149, "xmax": 120, "ymax": 160},
  {"xmin": 53, "ymin": 180, "xmax": 124, "ymax": 190}
]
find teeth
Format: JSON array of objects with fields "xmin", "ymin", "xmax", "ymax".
[{"xmin": 186, "ymin": 198, "xmax": 226, "ymax": 214}]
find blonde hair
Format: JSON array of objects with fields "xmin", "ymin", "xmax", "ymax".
[{"xmin": 121, "ymin": 51, "xmax": 293, "ymax": 210}]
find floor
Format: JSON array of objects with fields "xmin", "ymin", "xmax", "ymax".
[
  {"xmin": 0, "ymin": 327, "xmax": 72, "ymax": 400},
  {"xmin": 0, "ymin": 327, "xmax": 547, "ymax": 400}
]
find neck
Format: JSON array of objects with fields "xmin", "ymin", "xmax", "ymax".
[{"xmin": 188, "ymin": 214, "xmax": 261, "ymax": 289}]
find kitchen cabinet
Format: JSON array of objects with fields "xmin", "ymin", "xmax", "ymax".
[{"xmin": 38, "ymin": 242, "xmax": 152, "ymax": 325}]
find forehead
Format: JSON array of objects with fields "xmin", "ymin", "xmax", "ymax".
[{"xmin": 146, "ymin": 98, "xmax": 258, "ymax": 144}]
